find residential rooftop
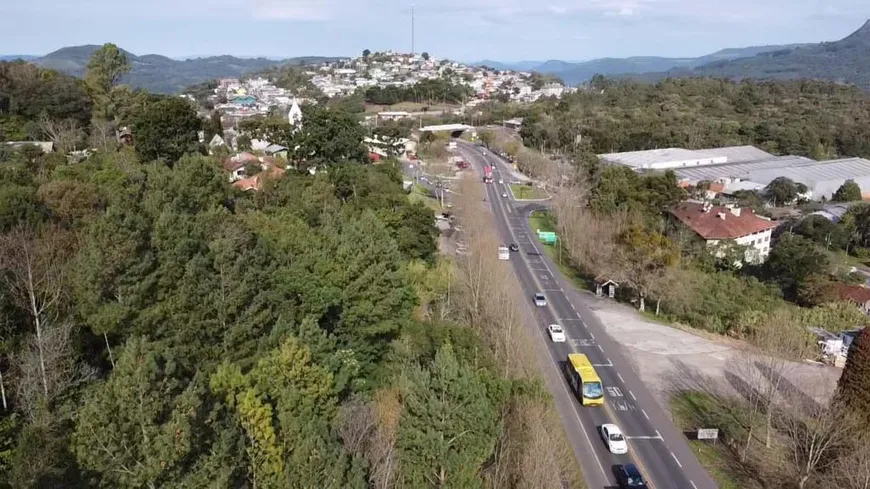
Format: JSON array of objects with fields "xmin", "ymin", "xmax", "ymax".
[{"xmin": 670, "ymin": 202, "xmax": 777, "ymax": 240}]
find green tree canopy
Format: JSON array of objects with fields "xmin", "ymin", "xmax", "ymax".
[
  {"xmin": 765, "ymin": 232, "xmax": 831, "ymax": 300},
  {"xmin": 132, "ymin": 97, "xmax": 202, "ymax": 163},
  {"xmin": 85, "ymin": 43, "xmax": 131, "ymax": 122},
  {"xmin": 396, "ymin": 343, "xmax": 505, "ymax": 488},
  {"xmin": 294, "ymin": 105, "xmax": 367, "ymax": 163},
  {"xmin": 764, "ymin": 176, "xmax": 808, "ymax": 205},
  {"xmin": 832, "ymin": 180, "xmax": 863, "ymax": 202}
]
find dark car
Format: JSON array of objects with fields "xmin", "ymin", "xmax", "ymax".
[
  {"xmin": 615, "ymin": 464, "xmax": 648, "ymax": 488},
  {"xmin": 509, "ymin": 243, "xmax": 519, "ymax": 252}
]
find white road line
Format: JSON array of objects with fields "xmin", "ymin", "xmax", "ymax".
[
  {"xmin": 589, "ymin": 333, "xmax": 595, "ymax": 340},
  {"xmin": 670, "ymin": 452, "xmax": 683, "ymax": 468},
  {"xmin": 630, "ymin": 391, "xmax": 637, "ymax": 401},
  {"xmin": 597, "ymin": 345, "xmax": 604, "ymax": 352},
  {"xmin": 655, "ymin": 430, "xmax": 662, "ymax": 439},
  {"xmin": 626, "ymin": 435, "xmax": 661, "ymax": 440},
  {"xmin": 560, "ymin": 318, "xmax": 583, "ymax": 321},
  {"xmin": 641, "ymin": 409, "xmax": 650, "ymax": 420},
  {"xmin": 690, "ymin": 481, "xmax": 698, "ymax": 489},
  {"xmin": 617, "ymin": 373, "xmax": 625, "ymax": 383}
]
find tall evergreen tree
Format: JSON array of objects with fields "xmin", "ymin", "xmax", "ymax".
[
  {"xmin": 837, "ymin": 327, "xmax": 870, "ymax": 426},
  {"xmin": 396, "ymin": 343, "xmax": 505, "ymax": 488}
]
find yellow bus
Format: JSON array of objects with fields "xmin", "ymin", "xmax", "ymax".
[{"xmin": 566, "ymin": 353, "xmax": 604, "ymax": 406}]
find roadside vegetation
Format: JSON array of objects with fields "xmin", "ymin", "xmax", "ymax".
[
  {"xmin": 509, "ymin": 183, "xmax": 549, "ymax": 200},
  {"xmin": 494, "ymin": 75, "xmax": 870, "ymax": 489}
]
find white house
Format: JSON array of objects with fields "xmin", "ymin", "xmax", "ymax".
[{"xmin": 670, "ymin": 202, "xmax": 777, "ymax": 264}]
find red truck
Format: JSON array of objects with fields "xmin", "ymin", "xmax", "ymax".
[{"xmin": 483, "ymin": 164, "xmax": 493, "ymax": 183}]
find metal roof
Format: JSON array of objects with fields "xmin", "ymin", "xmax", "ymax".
[
  {"xmin": 673, "ymin": 156, "xmax": 816, "ymax": 182},
  {"xmin": 693, "ymin": 145, "xmax": 775, "ymax": 164},
  {"xmin": 419, "ymin": 123, "xmax": 474, "ymax": 132},
  {"xmin": 746, "ymin": 158, "xmax": 870, "ymax": 186},
  {"xmin": 598, "ymin": 148, "xmax": 721, "ymax": 169}
]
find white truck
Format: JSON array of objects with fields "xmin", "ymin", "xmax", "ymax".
[{"xmin": 498, "ymin": 245, "xmax": 510, "ymax": 261}]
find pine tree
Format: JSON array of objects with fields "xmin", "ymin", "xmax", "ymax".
[{"xmin": 836, "ymin": 327, "xmax": 870, "ymax": 426}]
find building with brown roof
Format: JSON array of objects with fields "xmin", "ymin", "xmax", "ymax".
[
  {"xmin": 834, "ymin": 284, "xmax": 870, "ymax": 315},
  {"xmin": 232, "ymin": 165, "xmax": 285, "ymax": 192},
  {"xmin": 670, "ymin": 202, "xmax": 777, "ymax": 264}
]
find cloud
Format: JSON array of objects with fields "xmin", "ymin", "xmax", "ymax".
[{"xmin": 252, "ymin": 0, "xmax": 338, "ymax": 20}]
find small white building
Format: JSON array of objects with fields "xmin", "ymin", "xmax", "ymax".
[
  {"xmin": 378, "ymin": 111, "xmax": 410, "ymax": 121},
  {"xmin": 288, "ymin": 99, "xmax": 303, "ymax": 127},
  {"xmin": 670, "ymin": 202, "xmax": 777, "ymax": 264}
]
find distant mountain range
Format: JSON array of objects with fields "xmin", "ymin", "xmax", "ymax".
[
  {"xmin": 646, "ymin": 20, "xmax": 870, "ymax": 90},
  {"xmin": 0, "ymin": 55, "xmax": 37, "ymax": 61},
  {"xmin": 478, "ymin": 20, "xmax": 870, "ymax": 90},
  {"xmin": 20, "ymin": 45, "xmax": 345, "ymax": 93},
  {"xmin": 475, "ymin": 44, "xmax": 807, "ymax": 84}
]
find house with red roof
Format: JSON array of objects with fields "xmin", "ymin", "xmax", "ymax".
[
  {"xmin": 232, "ymin": 165, "xmax": 285, "ymax": 192},
  {"xmin": 834, "ymin": 284, "xmax": 870, "ymax": 315},
  {"xmin": 670, "ymin": 202, "xmax": 778, "ymax": 264}
]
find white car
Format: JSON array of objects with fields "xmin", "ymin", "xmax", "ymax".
[
  {"xmin": 547, "ymin": 324, "xmax": 566, "ymax": 342},
  {"xmin": 600, "ymin": 424, "xmax": 628, "ymax": 455},
  {"xmin": 534, "ymin": 293, "xmax": 547, "ymax": 307},
  {"xmin": 501, "ymin": 192, "xmax": 508, "ymax": 198},
  {"xmin": 498, "ymin": 179, "xmax": 504, "ymax": 184}
]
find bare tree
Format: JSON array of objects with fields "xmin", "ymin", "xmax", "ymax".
[
  {"xmin": 89, "ymin": 118, "xmax": 119, "ymax": 152},
  {"xmin": 37, "ymin": 113, "xmax": 84, "ymax": 154},
  {"xmin": 336, "ymin": 395, "xmax": 377, "ymax": 456},
  {"xmin": 0, "ymin": 226, "xmax": 90, "ymax": 422},
  {"xmin": 13, "ymin": 320, "xmax": 94, "ymax": 424},
  {"xmin": 830, "ymin": 433, "xmax": 870, "ymax": 489},
  {"xmin": 749, "ymin": 310, "xmax": 814, "ymax": 449},
  {"xmin": 730, "ymin": 347, "xmax": 770, "ymax": 462},
  {"xmin": 366, "ymin": 388, "xmax": 401, "ymax": 489},
  {"xmin": 778, "ymin": 387, "xmax": 852, "ymax": 489}
]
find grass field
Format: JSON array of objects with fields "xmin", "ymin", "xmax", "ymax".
[
  {"xmin": 670, "ymin": 392, "xmax": 766, "ymax": 489},
  {"xmin": 510, "ymin": 184, "xmax": 549, "ymax": 200},
  {"xmin": 408, "ymin": 184, "xmax": 442, "ymax": 212},
  {"xmin": 527, "ymin": 211, "xmax": 590, "ymax": 290}
]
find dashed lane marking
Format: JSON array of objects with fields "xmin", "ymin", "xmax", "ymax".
[
  {"xmin": 670, "ymin": 452, "xmax": 683, "ymax": 468},
  {"xmin": 642, "ymin": 409, "xmax": 650, "ymax": 420}
]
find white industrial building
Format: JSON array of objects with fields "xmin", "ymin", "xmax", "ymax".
[{"xmin": 601, "ymin": 145, "xmax": 870, "ymax": 201}]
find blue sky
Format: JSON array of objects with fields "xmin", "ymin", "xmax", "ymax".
[{"xmin": 3, "ymin": 0, "xmax": 870, "ymax": 61}]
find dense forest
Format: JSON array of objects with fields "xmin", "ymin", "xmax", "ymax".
[
  {"xmin": 655, "ymin": 20, "xmax": 870, "ymax": 91},
  {"xmin": 0, "ymin": 43, "xmax": 579, "ymax": 489},
  {"xmin": 519, "ymin": 77, "xmax": 870, "ymax": 160}
]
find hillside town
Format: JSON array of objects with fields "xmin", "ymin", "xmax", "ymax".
[{"xmin": 198, "ymin": 51, "xmax": 574, "ymax": 126}]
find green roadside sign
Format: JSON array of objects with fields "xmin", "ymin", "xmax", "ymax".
[{"xmin": 537, "ymin": 231, "xmax": 558, "ymax": 244}]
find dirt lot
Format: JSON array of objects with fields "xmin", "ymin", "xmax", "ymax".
[{"xmin": 586, "ymin": 299, "xmax": 842, "ymax": 408}]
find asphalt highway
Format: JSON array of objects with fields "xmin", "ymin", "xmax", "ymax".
[{"xmin": 459, "ymin": 141, "xmax": 718, "ymax": 489}]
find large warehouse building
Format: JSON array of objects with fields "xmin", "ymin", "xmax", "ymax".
[{"xmin": 598, "ymin": 146, "xmax": 870, "ymax": 201}]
